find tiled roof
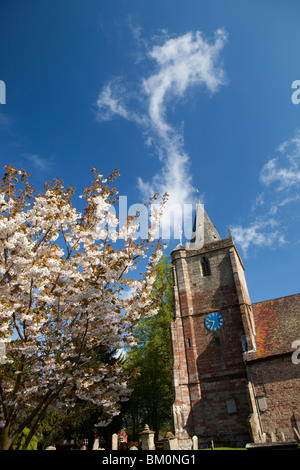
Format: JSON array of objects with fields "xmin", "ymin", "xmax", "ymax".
[{"xmin": 245, "ymin": 293, "xmax": 300, "ymax": 361}]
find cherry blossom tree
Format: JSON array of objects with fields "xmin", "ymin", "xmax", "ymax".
[{"xmin": 0, "ymin": 165, "xmax": 165, "ymax": 450}]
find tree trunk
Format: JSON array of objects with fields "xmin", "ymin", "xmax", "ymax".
[
  {"xmin": 22, "ymin": 402, "xmax": 49, "ymax": 450},
  {"xmin": 0, "ymin": 425, "xmax": 14, "ymax": 450}
]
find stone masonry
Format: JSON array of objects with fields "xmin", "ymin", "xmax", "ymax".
[{"xmin": 170, "ymin": 204, "xmax": 300, "ymax": 449}]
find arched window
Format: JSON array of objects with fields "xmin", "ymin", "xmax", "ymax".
[{"xmin": 202, "ymin": 257, "xmax": 211, "ymax": 277}]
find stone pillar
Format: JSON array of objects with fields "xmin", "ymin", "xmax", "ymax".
[{"xmin": 139, "ymin": 425, "xmax": 155, "ymax": 450}]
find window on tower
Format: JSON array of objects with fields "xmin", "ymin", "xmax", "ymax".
[{"xmin": 202, "ymin": 257, "xmax": 211, "ymax": 277}]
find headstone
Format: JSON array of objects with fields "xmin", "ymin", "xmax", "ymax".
[
  {"xmin": 139, "ymin": 424, "xmax": 155, "ymax": 450},
  {"xmin": 293, "ymin": 427, "xmax": 300, "ymax": 442},
  {"xmin": 93, "ymin": 437, "xmax": 99, "ymax": 450},
  {"xmin": 162, "ymin": 432, "xmax": 179, "ymax": 450},
  {"xmin": 293, "ymin": 411, "xmax": 300, "ymax": 431},
  {"xmin": 281, "ymin": 432, "xmax": 285, "ymax": 442},
  {"xmin": 192, "ymin": 435, "xmax": 198, "ymax": 450},
  {"xmin": 271, "ymin": 432, "xmax": 277, "ymax": 442},
  {"xmin": 112, "ymin": 433, "xmax": 118, "ymax": 450}
]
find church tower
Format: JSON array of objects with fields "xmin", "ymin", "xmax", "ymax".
[{"xmin": 170, "ymin": 204, "xmax": 259, "ymax": 449}]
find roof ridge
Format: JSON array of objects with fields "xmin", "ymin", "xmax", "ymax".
[{"xmin": 252, "ymin": 292, "xmax": 300, "ymax": 306}]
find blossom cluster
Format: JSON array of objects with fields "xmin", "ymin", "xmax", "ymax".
[{"xmin": 0, "ymin": 166, "xmax": 165, "ymax": 447}]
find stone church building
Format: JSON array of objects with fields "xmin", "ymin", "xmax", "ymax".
[{"xmin": 170, "ymin": 204, "xmax": 300, "ymax": 449}]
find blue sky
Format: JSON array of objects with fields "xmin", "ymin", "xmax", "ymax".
[{"xmin": 1, "ymin": 0, "xmax": 300, "ymax": 303}]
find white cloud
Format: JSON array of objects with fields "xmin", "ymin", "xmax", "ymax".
[
  {"xmin": 260, "ymin": 128, "xmax": 300, "ymax": 190},
  {"xmin": 143, "ymin": 29, "xmax": 227, "ymax": 134},
  {"xmin": 96, "ymin": 28, "xmax": 228, "ymax": 238},
  {"xmin": 24, "ymin": 153, "xmax": 52, "ymax": 172},
  {"xmin": 270, "ymin": 195, "xmax": 300, "ymax": 215},
  {"xmin": 96, "ymin": 80, "xmax": 130, "ymax": 122},
  {"xmin": 260, "ymin": 157, "xmax": 300, "ymax": 190},
  {"xmin": 231, "ymin": 129, "xmax": 300, "ymax": 256},
  {"xmin": 138, "ymin": 30, "xmax": 227, "ymax": 226},
  {"xmin": 230, "ymin": 219, "xmax": 285, "ymax": 257}
]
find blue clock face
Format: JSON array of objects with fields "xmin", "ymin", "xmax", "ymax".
[{"xmin": 205, "ymin": 312, "xmax": 224, "ymax": 331}]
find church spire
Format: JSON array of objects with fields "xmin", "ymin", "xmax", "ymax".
[{"xmin": 187, "ymin": 202, "xmax": 221, "ymax": 249}]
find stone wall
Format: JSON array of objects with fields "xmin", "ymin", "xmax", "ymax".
[
  {"xmin": 170, "ymin": 229, "xmax": 299, "ymax": 449},
  {"xmin": 170, "ymin": 240, "xmax": 254, "ymax": 448},
  {"xmin": 248, "ymin": 354, "xmax": 300, "ymax": 442}
]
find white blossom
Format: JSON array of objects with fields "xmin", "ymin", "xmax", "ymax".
[{"xmin": 0, "ymin": 165, "xmax": 165, "ymax": 449}]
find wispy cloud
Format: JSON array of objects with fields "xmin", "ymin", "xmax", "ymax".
[
  {"xmin": 260, "ymin": 129, "xmax": 300, "ymax": 190},
  {"xmin": 24, "ymin": 153, "xmax": 53, "ymax": 172},
  {"xmin": 96, "ymin": 27, "xmax": 228, "ymax": 237},
  {"xmin": 96, "ymin": 79, "xmax": 130, "ymax": 122},
  {"xmin": 231, "ymin": 129, "xmax": 300, "ymax": 256},
  {"xmin": 231, "ymin": 219, "xmax": 285, "ymax": 256},
  {"xmin": 138, "ymin": 30, "xmax": 228, "ymax": 218},
  {"xmin": 0, "ymin": 112, "xmax": 13, "ymax": 133}
]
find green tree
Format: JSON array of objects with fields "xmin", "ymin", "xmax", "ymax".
[
  {"xmin": 124, "ymin": 254, "xmax": 174, "ymax": 440},
  {"xmin": 11, "ymin": 428, "xmax": 38, "ymax": 450}
]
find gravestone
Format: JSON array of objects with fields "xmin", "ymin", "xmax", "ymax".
[
  {"xmin": 112, "ymin": 433, "xmax": 118, "ymax": 450},
  {"xmin": 93, "ymin": 437, "xmax": 99, "ymax": 450},
  {"xmin": 293, "ymin": 411, "xmax": 300, "ymax": 432},
  {"xmin": 293, "ymin": 427, "xmax": 300, "ymax": 442},
  {"xmin": 139, "ymin": 425, "xmax": 155, "ymax": 450},
  {"xmin": 162, "ymin": 432, "xmax": 179, "ymax": 450},
  {"xmin": 271, "ymin": 432, "xmax": 277, "ymax": 442}
]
